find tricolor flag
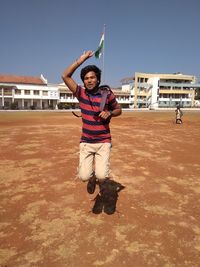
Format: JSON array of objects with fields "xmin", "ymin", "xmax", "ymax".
[{"xmin": 95, "ymin": 33, "xmax": 104, "ymax": 59}]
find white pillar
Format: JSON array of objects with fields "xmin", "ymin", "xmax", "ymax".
[
  {"xmin": 12, "ymin": 88, "xmax": 15, "ymax": 103},
  {"xmin": 22, "ymin": 99, "xmax": 24, "ymax": 109},
  {"xmin": 2, "ymin": 88, "xmax": 4, "ymax": 107}
]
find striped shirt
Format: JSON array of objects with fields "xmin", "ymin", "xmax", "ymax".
[{"xmin": 74, "ymin": 85, "xmax": 119, "ymax": 143}]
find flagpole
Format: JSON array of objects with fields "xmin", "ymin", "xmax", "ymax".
[{"xmin": 102, "ymin": 24, "xmax": 106, "ymax": 84}]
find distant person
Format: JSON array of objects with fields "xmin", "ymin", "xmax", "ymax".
[
  {"xmin": 62, "ymin": 51, "xmax": 122, "ymax": 211},
  {"xmin": 175, "ymin": 106, "xmax": 183, "ymax": 124}
]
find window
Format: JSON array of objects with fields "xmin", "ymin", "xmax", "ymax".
[
  {"xmin": 24, "ymin": 101, "xmax": 28, "ymax": 108},
  {"xmin": 33, "ymin": 90, "xmax": 40, "ymax": 95},
  {"xmin": 24, "ymin": 90, "xmax": 30, "ymax": 95},
  {"xmin": 4, "ymin": 101, "xmax": 10, "ymax": 107},
  {"xmin": 15, "ymin": 89, "xmax": 21, "ymax": 95},
  {"xmin": 4, "ymin": 88, "xmax": 12, "ymax": 96},
  {"xmin": 43, "ymin": 91, "xmax": 48, "ymax": 96}
]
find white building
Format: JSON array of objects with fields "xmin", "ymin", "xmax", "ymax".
[
  {"xmin": 0, "ymin": 74, "xmax": 59, "ymax": 109},
  {"xmin": 122, "ymin": 72, "xmax": 200, "ymax": 109}
]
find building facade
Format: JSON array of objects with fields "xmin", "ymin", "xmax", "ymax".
[
  {"xmin": 0, "ymin": 74, "xmax": 131, "ymax": 110},
  {"xmin": 0, "ymin": 75, "xmax": 59, "ymax": 110},
  {"xmin": 1, "ymin": 73, "xmax": 200, "ymax": 110},
  {"xmin": 122, "ymin": 72, "xmax": 200, "ymax": 109},
  {"xmin": 58, "ymin": 83, "xmax": 131, "ymax": 109}
]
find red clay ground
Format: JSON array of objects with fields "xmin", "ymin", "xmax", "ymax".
[{"xmin": 0, "ymin": 110, "xmax": 200, "ymax": 267}]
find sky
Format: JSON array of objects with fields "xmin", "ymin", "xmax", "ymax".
[{"xmin": 0, "ymin": 0, "xmax": 200, "ymax": 87}]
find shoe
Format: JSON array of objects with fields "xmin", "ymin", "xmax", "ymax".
[
  {"xmin": 87, "ymin": 176, "xmax": 96, "ymax": 194},
  {"xmin": 92, "ymin": 194, "xmax": 104, "ymax": 214}
]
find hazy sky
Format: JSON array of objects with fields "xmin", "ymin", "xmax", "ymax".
[{"xmin": 0, "ymin": 0, "xmax": 199, "ymax": 87}]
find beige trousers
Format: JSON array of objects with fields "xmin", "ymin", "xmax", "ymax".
[{"xmin": 78, "ymin": 142, "xmax": 111, "ymax": 182}]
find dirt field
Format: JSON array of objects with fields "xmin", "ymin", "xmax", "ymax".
[{"xmin": 0, "ymin": 110, "xmax": 200, "ymax": 267}]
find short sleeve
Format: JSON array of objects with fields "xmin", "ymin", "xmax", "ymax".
[
  {"xmin": 73, "ymin": 85, "xmax": 82, "ymax": 101},
  {"xmin": 108, "ymin": 90, "xmax": 120, "ymax": 110}
]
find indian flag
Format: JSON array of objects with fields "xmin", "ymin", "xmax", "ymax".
[{"xmin": 95, "ymin": 33, "xmax": 104, "ymax": 59}]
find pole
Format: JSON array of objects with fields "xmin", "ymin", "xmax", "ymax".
[{"xmin": 102, "ymin": 24, "xmax": 106, "ymax": 84}]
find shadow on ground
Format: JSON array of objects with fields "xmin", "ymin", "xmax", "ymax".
[{"xmin": 91, "ymin": 179, "xmax": 125, "ymax": 215}]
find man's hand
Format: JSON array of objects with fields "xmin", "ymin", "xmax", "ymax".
[
  {"xmin": 79, "ymin": 51, "xmax": 94, "ymax": 63},
  {"xmin": 99, "ymin": 111, "xmax": 112, "ymax": 120}
]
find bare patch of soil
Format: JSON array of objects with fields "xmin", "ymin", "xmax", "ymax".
[{"xmin": 0, "ymin": 111, "xmax": 200, "ymax": 266}]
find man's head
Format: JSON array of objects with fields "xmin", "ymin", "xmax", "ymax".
[{"xmin": 80, "ymin": 65, "xmax": 101, "ymax": 91}]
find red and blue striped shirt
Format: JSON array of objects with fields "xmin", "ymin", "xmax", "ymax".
[{"xmin": 74, "ymin": 85, "xmax": 119, "ymax": 143}]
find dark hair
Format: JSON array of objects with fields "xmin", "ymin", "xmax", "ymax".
[{"xmin": 80, "ymin": 65, "xmax": 101, "ymax": 84}]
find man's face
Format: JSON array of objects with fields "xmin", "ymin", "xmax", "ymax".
[{"xmin": 83, "ymin": 71, "xmax": 98, "ymax": 90}]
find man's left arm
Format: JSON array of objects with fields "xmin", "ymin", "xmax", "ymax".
[{"xmin": 109, "ymin": 104, "xmax": 122, "ymax": 117}]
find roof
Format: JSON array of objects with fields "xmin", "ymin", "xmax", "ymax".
[
  {"xmin": 0, "ymin": 74, "xmax": 46, "ymax": 85},
  {"xmin": 134, "ymin": 72, "xmax": 195, "ymax": 81},
  {"xmin": 120, "ymin": 77, "xmax": 135, "ymax": 84}
]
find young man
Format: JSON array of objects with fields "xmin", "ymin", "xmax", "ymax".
[{"xmin": 62, "ymin": 51, "xmax": 122, "ymax": 197}]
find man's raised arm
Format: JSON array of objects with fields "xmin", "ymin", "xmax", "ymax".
[{"xmin": 62, "ymin": 51, "xmax": 94, "ymax": 93}]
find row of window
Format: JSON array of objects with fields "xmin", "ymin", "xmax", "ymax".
[
  {"xmin": 159, "ymin": 94, "xmax": 189, "ymax": 98},
  {"xmin": 159, "ymin": 86, "xmax": 192, "ymax": 90},
  {"xmin": 137, "ymin": 78, "xmax": 193, "ymax": 84},
  {"xmin": 16, "ymin": 89, "xmax": 48, "ymax": 95},
  {"xmin": 161, "ymin": 79, "xmax": 192, "ymax": 83},
  {"xmin": 159, "ymin": 101, "xmax": 191, "ymax": 105},
  {"xmin": 0, "ymin": 89, "xmax": 49, "ymax": 96}
]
